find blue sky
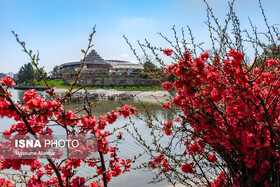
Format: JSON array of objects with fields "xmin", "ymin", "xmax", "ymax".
[{"xmin": 1, "ymin": 0, "xmax": 280, "ymax": 73}]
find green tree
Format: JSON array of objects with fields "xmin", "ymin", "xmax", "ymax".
[
  {"xmin": 254, "ymin": 44, "xmax": 280, "ymax": 67},
  {"xmin": 18, "ymin": 63, "xmax": 34, "ymax": 84},
  {"xmin": 18, "ymin": 63, "xmax": 46, "ymax": 84},
  {"xmin": 143, "ymin": 60, "xmax": 158, "ymax": 72},
  {"xmin": 49, "ymin": 65, "xmax": 59, "ymax": 79}
]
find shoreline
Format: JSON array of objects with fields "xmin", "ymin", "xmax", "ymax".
[{"xmin": 54, "ymin": 87, "xmax": 171, "ymax": 103}]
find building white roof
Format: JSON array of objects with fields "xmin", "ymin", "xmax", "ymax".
[
  {"xmin": 58, "ymin": 50, "xmax": 143, "ymax": 71},
  {"xmin": 106, "ymin": 60, "xmax": 143, "ymax": 70}
]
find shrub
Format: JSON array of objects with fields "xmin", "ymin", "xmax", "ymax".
[{"xmin": 126, "ymin": 0, "xmax": 280, "ymax": 186}]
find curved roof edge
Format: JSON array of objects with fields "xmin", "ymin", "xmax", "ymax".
[{"xmin": 57, "ymin": 49, "xmax": 143, "ymax": 68}]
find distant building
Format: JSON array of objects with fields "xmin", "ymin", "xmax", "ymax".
[
  {"xmin": 6, "ymin": 72, "xmax": 14, "ymax": 78},
  {"xmin": 57, "ymin": 49, "xmax": 143, "ymax": 75},
  {"xmin": 0, "ymin": 72, "xmax": 18, "ymax": 80},
  {"xmin": 13, "ymin": 73, "xmax": 19, "ymax": 81},
  {"xmin": 0, "ymin": 73, "xmax": 5, "ymax": 79},
  {"xmin": 106, "ymin": 60, "xmax": 143, "ymax": 75},
  {"xmin": 57, "ymin": 49, "xmax": 111, "ymax": 73},
  {"xmin": 56, "ymin": 49, "xmax": 156, "ymax": 86}
]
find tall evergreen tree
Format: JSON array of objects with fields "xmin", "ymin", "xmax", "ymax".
[{"xmin": 18, "ymin": 63, "xmax": 34, "ymax": 83}]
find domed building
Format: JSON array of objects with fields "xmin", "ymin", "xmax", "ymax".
[
  {"xmin": 57, "ymin": 49, "xmax": 111, "ymax": 73},
  {"xmin": 56, "ymin": 49, "xmax": 156, "ymax": 86}
]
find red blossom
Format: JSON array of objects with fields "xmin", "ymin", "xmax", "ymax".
[
  {"xmin": 106, "ymin": 111, "xmax": 118, "ymax": 124},
  {"xmin": 163, "ymin": 49, "xmax": 173, "ymax": 56},
  {"xmin": 36, "ymin": 170, "xmax": 44, "ymax": 179},
  {"xmin": 65, "ymin": 159, "xmax": 82, "ymax": 170},
  {"xmin": 168, "ymin": 64, "xmax": 175, "ymax": 70},
  {"xmin": 110, "ymin": 163, "xmax": 122, "ymax": 177},
  {"xmin": 0, "ymin": 178, "xmax": 15, "ymax": 187},
  {"xmin": 116, "ymin": 105, "xmax": 137, "ymax": 118},
  {"xmin": 181, "ymin": 163, "xmax": 195, "ymax": 174},
  {"xmin": 71, "ymin": 177, "xmax": 86, "ymax": 187},
  {"xmin": 46, "ymin": 88, "xmax": 54, "ymax": 96},
  {"xmin": 265, "ymin": 58, "xmax": 278, "ymax": 68},
  {"xmin": 154, "ymin": 154, "xmax": 164, "ymax": 163},
  {"xmin": 162, "ymin": 81, "xmax": 174, "ymax": 91},
  {"xmin": 174, "ymin": 79, "xmax": 184, "ymax": 89},
  {"xmin": 164, "ymin": 69, "xmax": 171, "ymax": 76},
  {"xmin": 162, "ymin": 101, "xmax": 171, "ymax": 109},
  {"xmin": 0, "ymin": 74, "xmax": 131, "ymax": 185},
  {"xmin": 161, "ymin": 49, "xmax": 280, "ymax": 184},
  {"xmin": 120, "ymin": 159, "xmax": 131, "ymax": 173},
  {"xmin": 209, "ymin": 171, "xmax": 227, "ymax": 186},
  {"xmin": 163, "ymin": 121, "xmax": 173, "ymax": 136},
  {"xmin": 148, "ymin": 161, "xmax": 157, "ymax": 169},
  {"xmin": 90, "ymin": 181, "xmax": 103, "ymax": 187},
  {"xmin": 200, "ymin": 52, "xmax": 210, "ymax": 61},
  {"xmin": 208, "ymin": 154, "xmax": 217, "ymax": 163},
  {"xmin": 0, "ymin": 77, "xmax": 16, "ymax": 87}
]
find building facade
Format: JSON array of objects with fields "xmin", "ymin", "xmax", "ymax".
[{"xmin": 57, "ymin": 49, "xmax": 157, "ymax": 86}]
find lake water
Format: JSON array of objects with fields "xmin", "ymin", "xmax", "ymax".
[{"xmin": 0, "ymin": 88, "xmax": 176, "ymax": 187}]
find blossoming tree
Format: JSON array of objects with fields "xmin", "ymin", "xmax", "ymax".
[
  {"xmin": 0, "ymin": 28, "xmax": 137, "ymax": 187},
  {"xmin": 124, "ymin": 0, "xmax": 280, "ymax": 186}
]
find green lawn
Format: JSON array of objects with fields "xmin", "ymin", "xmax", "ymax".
[{"xmin": 36, "ymin": 80, "xmax": 162, "ymax": 91}]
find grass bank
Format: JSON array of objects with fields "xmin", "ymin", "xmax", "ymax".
[{"xmin": 34, "ymin": 80, "xmax": 162, "ymax": 91}]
